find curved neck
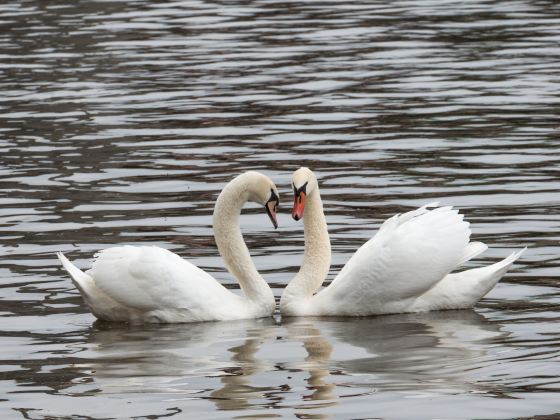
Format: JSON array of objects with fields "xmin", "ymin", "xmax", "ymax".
[
  {"xmin": 282, "ymin": 188, "xmax": 331, "ymax": 303},
  {"xmin": 212, "ymin": 177, "xmax": 274, "ymax": 306}
]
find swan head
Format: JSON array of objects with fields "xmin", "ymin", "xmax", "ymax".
[
  {"xmin": 292, "ymin": 167, "xmax": 317, "ymax": 221},
  {"xmin": 245, "ymin": 171, "xmax": 280, "ymax": 229}
]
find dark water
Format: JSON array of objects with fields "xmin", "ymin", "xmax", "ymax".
[{"xmin": 1, "ymin": 0, "xmax": 559, "ymax": 418}]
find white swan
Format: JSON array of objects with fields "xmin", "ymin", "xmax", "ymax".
[
  {"xmin": 57, "ymin": 171, "xmax": 279, "ymax": 324},
  {"xmin": 280, "ymin": 167, "xmax": 525, "ymax": 317}
]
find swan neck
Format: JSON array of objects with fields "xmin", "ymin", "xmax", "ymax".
[
  {"xmin": 212, "ymin": 178, "xmax": 274, "ymax": 306},
  {"xmin": 282, "ymin": 188, "xmax": 331, "ymax": 305}
]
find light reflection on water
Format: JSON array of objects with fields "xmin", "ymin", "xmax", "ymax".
[{"xmin": 1, "ymin": 0, "xmax": 560, "ymax": 418}]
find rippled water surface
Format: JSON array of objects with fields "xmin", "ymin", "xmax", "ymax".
[{"xmin": 1, "ymin": 0, "xmax": 560, "ymax": 418}]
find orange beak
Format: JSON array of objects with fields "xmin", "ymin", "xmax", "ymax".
[{"xmin": 292, "ymin": 192, "xmax": 306, "ymax": 221}]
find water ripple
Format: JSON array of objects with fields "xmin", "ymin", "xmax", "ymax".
[{"xmin": 0, "ymin": 0, "xmax": 559, "ymax": 418}]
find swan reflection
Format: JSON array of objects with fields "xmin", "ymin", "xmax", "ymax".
[
  {"xmin": 85, "ymin": 318, "xmax": 277, "ymax": 391},
  {"xmin": 285, "ymin": 310, "xmax": 505, "ymax": 396},
  {"xmin": 283, "ymin": 320, "xmax": 336, "ymax": 408},
  {"xmin": 77, "ymin": 310, "xmax": 507, "ymax": 416},
  {"xmin": 208, "ymin": 322, "xmax": 277, "ymax": 411}
]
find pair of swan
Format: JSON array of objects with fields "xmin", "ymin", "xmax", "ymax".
[{"xmin": 58, "ymin": 168, "xmax": 524, "ymax": 323}]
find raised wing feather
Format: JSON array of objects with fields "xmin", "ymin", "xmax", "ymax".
[
  {"xmin": 89, "ymin": 246, "xmax": 234, "ymax": 312},
  {"xmin": 317, "ymin": 206, "xmax": 471, "ymax": 315}
]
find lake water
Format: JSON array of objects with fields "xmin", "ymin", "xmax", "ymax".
[{"xmin": 1, "ymin": 0, "xmax": 559, "ymax": 418}]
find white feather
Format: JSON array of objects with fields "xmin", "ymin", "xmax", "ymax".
[
  {"xmin": 314, "ymin": 206, "xmax": 471, "ymax": 315},
  {"xmin": 411, "ymin": 248, "xmax": 526, "ymax": 311},
  {"xmin": 57, "ymin": 171, "xmax": 277, "ymax": 324},
  {"xmin": 59, "ymin": 247, "xmax": 248, "ymax": 323},
  {"xmin": 280, "ymin": 167, "xmax": 526, "ymax": 317}
]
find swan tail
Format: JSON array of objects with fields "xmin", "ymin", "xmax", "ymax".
[
  {"xmin": 57, "ymin": 252, "xmax": 134, "ymax": 321},
  {"xmin": 460, "ymin": 247, "xmax": 526, "ymax": 301},
  {"xmin": 413, "ymin": 248, "xmax": 526, "ymax": 311},
  {"xmin": 457, "ymin": 241, "xmax": 488, "ymax": 266},
  {"xmin": 490, "ymin": 248, "xmax": 526, "ymax": 273},
  {"xmin": 57, "ymin": 252, "xmax": 95, "ymax": 298}
]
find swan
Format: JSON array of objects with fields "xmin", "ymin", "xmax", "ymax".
[
  {"xmin": 280, "ymin": 167, "xmax": 525, "ymax": 317},
  {"xmin": 57, "ymin": 171, "xmax": 279, "ymax": 324}
]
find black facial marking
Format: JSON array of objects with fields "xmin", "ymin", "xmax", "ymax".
[
  {"xmin": 293, "ymin": 181, "xmax": 308, "ymax": 196},
  {"xmin": 267, "ymin": 188, "xmax": 279, "ymax": 205},
  {"xmin": 265, "ymin": 188, "xmax": 279, "ymax": 229}
]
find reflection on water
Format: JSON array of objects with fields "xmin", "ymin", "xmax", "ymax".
[
  {"xmin": 1, "ymin": 0, "xmax": 560, "ymax": 418},
  {"xmin": 3, "ymin": 312, "xmax": 560, "ymax": 418}
]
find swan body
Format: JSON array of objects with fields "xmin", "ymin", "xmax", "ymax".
[
  {"xmin": 58, "ymin": 171, "xmax": 279, "ymax": 324},
  {"xmin": 280, "ymin": 167, "xmax": 525, "ymax": 317}
]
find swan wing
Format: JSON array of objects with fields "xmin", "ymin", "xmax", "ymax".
[
  {"xmin": 318, "ymin": 205, "xmax": 471, "ymax": 314},
  {"xmin": 89, "ymin": 246, "xmax": 235, "ymax": 312}
]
